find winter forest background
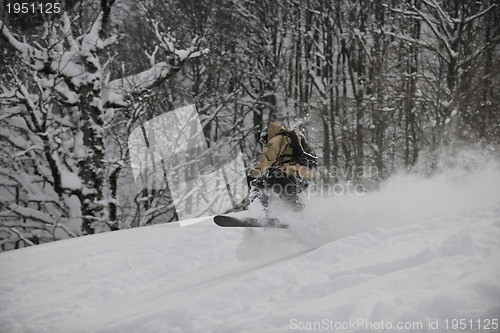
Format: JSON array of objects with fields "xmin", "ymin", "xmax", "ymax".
[{"xmin": 0, "ymin": 0, "xmax": 499, "ymax": 251}]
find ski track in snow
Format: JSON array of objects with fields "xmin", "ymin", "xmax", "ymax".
[
  {"xmin": 0, "ymin": 205, "xmax": 499, "ymax": 333},
  {"xmin": 1, "ymin": 161, "xmax": 500, "ymax": 333}
]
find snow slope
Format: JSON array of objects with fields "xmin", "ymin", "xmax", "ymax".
[{"xmin": 1, "ymin": 150, "xmax": 500, "ymax": 333}]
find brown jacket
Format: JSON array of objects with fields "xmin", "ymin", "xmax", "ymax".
[{"xmin": 249, "ymin": 122, "xmax": 315, "ymax": 180}]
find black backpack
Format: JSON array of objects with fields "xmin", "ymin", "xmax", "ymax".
[{"xmin": 278, "ymin": 129, "xmax": 318, "ymax": 169}]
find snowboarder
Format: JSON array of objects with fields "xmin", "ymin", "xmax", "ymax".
[{"xmin": 247, "ymin": 121, "xmax": 317, "ymax": 213}]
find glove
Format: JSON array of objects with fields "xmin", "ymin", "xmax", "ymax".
[{"xmin": 247, "ymin": 175, "xmax": 255, "ymax": 187}]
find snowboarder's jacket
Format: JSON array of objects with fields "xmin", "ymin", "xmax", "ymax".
[{"xmin": 249, "ymin": 121, "xmax": 317, "ymax": 180}]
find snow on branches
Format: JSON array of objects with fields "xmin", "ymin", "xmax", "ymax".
[{"xmin": 0, "ymin": 0, "xmax": 207, "ymax": 250}]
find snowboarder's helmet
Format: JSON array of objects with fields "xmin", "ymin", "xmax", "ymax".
[{"xmin": 259, "ymin": 128, "xmax": 268, "ymax": 144}]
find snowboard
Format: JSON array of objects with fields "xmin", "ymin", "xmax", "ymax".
[{"xmin": 213, "ymin": 215, "xmax": 288, "ymax": 228}]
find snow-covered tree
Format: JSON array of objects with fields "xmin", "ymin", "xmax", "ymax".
[
  {"xmin": 387, "ymin": 0, "xmax": 498, "ymax": 148},
  {"xmin": 0, "ymin": 0, "xmax": 207, "ymax": 249}
]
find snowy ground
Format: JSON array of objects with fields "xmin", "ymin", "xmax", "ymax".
[{"xmin": 1, "ymin": 152, "xmax": 500, "ymax": 333}]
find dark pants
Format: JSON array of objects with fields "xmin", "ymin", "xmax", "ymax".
[{"xmin": 250, "ymin": 167, "xmax": 309, "ymax": 211}]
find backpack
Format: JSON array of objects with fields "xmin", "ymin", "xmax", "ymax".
[{"xmin": 278, "ymin": 129, "xmax": 318, "ymax": 169}]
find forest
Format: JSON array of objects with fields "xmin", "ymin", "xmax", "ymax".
[{"xmin": 1, "ymin": 0, "xmax": 499, "ymax": 250}]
